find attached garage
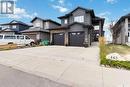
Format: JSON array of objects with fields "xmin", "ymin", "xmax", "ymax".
[
  {"xmin": 27, "ymin": 34, "xmax": 37, "ymax": 41},
  {"xmin": 53, "ymin": 33, "xmax": 65, "ymax": 45},
  {"xmin": 69, "ymin": 32, "xmax": 85, "ymax": 46}
]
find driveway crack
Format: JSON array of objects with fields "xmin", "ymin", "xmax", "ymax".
[{"xmin": 56, "ymin": 63, "xmax": 73, "ymax": 81}]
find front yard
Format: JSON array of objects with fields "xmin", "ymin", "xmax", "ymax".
[
  {"xmin": 100, "ymin": 37, "xmax": 130, "ymax": 70},
  {"xmin": 0, "ymin": 44, "xmax": 40, "ymax": 51},
  {"xmin": 106, "ymin": 44, "xmax": 130, "ymax": 55},
  {"xmin": 0, "ymin": 44, "xmax": 17, "ymax": 51}
]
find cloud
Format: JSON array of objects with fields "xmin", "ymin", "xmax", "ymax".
[
  {"xmin": 98, "ymin": 11, "xmax": 113, "ymax": 41},
  {"xmin": 106, "ymin": 0, "xmax": 117, "ymax": 4},
  {"xmin": 0, "ymin": 1, "xmax": 38, "ymax": 19},
  {"xmin": 123, "ymin": 8, "xmax": 130, "ymax": 13},
  {"xmin": 98, "ymin": 11, "xmax": 111, "ymax": 21},
  {"xmin": 52, "ymin": 5, "xmax": 68, "ymax": 13},
  {"xmin": 50, "ymin": 0, "xmax": 65, "ymax": 5},
  {"xmin": 58, "ymin": 0, "xmax": 65, "ymax": 4},
  {"xmin": 50, "ymin": 0, "xmax": 69, "ymax": 13},
  {"xmin": 6, "ymin": 7, "xmax": 38, "ymax": 19}
]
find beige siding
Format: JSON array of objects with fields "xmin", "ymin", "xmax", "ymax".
[
  {"xmin": 0, "ymin": 32, "xmax": 15, "ymax": 35},
  {"xmin": 39, "ymin": 32, "xmax": 50, "ymax": 40}
]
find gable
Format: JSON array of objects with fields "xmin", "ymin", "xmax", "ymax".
[
  {"xmin": 10, "ymin": 20, "xmax": 18, "ymax": 24},
  {"xmin": 31, "ymin": 17, "xmax": 43, "ymax": 23},
  {"xmin": 72, "ymin": 8, "xmax": 86, "ymax": 16}
]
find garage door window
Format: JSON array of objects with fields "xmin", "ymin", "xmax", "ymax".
[
  {"xmin": 59, "ymin": 33, "xmax": 63, "ymax": 35},
  {"xmin": 71, "ymin": 33, "xmax": 76, "ymax": 35},
  {"xmin": 71, "ymin": 32, "xmax": 81, "ymax": 35}
]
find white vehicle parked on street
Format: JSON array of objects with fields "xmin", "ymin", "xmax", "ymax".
[{"xmin": 0, "ymin": 34, "xmax": 35, "ymax": 46}]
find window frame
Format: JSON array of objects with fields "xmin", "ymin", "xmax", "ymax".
[
  {"xmin": 4, "ymin": 35, "xmax": 16, "ymax": 39},
  {"xmin": 35, "ymin": 22, "xmax": 41, "ymax": 27},
  {"xmin": 74, "ymin": 16, "xmax": 84, "ymax": 23},
  {"xmin": 64, "ymin": 19, "xmax": 68, "ymax": 24},
  {"xmin": 17, "ymin": 36, "xmax": 24, "ymax": 40},
  {"xmin": 44, "ymin": 22, "xmax": 49, "ymax": 29},
  {"xmin": 12, "ymin": 25, "xmax": 17, "ymax": 29},
  {"xmin": 25, "ymin": 36, "xmax": 30, "ymax": 40}
]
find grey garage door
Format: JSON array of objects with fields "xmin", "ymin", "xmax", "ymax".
[
  {"xmin": 53, "ymin": 33, "xmax": 65, "ymax": 45},
  {"xmin": 69, "ymin": 32, "xmax": 85, "ymax": 46}
]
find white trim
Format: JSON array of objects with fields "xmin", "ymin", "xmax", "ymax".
[{"xmin": 74, "ymin": 16, "xmax": 84, "ymax": 23}]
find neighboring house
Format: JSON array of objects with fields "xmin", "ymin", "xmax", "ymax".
[
  {"xmin": 49, "ymin": 7, "xmax": 105, "ymax": 47},
  {"xmin": 0, "ymin": 28, "xmax": 15, "ymax": 35},
  {"xmin": 0, "ymin": 20, "xmax": 30, "ymax": 35},
  {"xmin": 111, "ymin": 13, "xmax": 130, "ymax": 45},
  {"xmin": 21, "ymin": 17, "xmax": 61, "ymax": 41}
]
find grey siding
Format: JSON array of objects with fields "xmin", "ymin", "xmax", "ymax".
[
  {"xmin": 61, "ymin": 8, "xmax": 92, "ymax": 25},
  {"xmin": 0, "ymin": 32, "xmax": 15, "ymax": 35},
  {"xmin": 48, "ymin": 22, "xmax": 60, "ymax": 29},
  {"xmin": 33, "ymin": 19, "xmax": 44, "ymax": 28},
  {"xmin": 68, "ymin": 24, "xmax": 84, "ymax": 32},
  {"xmin": 114, "ymin": 21, "xmax": 126, "ymax": 44},
  {"xmin": 18, "ymin": 25, "xmax": 30, "ymax": 31},
  {"xmin": 40, "ymin": 32, "xmax": 50, "ymax": 40}
]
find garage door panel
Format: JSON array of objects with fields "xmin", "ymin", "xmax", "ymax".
[
  {"xmin": 53, "ymin": 33, "xmax": 64, "ymax": 45},
  {"xmin": 69, "ymin": 32, "xmax": 85, "ymax": 46}
]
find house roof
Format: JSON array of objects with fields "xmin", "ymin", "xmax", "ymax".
[
  {"xmin": 49, "ymin": 22, "xmax": 94, "ymax": 30},
  {"xmin": 58, "ymin": 6, "xmax": 95, "ymax": 19},
  {"xmin": 31, "ymin": 17, "xmax": 61, "ymax": 26},
  {"xmin": 58, "ymin": 6, "xmax": 105, "ymax": 25},
  {"xmin": 112, "ymin": 13, "xmax": 130, "ymax": 30},
  {"xmin": 0, "ymin": 28, "xmax": 16, "ymax": 32},
  {"xmin": 21, "ymin": 27, "xmax": 49, "ymax": 33},
  {"xmin": 0, "ymin": 20, "xmax": 30, "ymax": 26},
  {"xmin": 31, "ymin": 17, "xmax": 43, "ymax": 23},
  {"xmin": 92, "ymin": 16, "xmax": 105, "ymax": 25}
]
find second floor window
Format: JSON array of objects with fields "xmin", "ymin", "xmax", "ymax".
[
  {"xmin": 74, "ymin": 16, "xmax": 84, "ymax": 23},
  {"xmin": 35, "ymin": 22, "xmax": 41, "ymax": 27},
  {"xmin": 64, "ymin": 19, "xmax": 68, "ymax": 24},
  {"xmin": 12, "ymin": 25, "xmax": 17, "ymax": 29},
  {"xmin": 44, "ymin": 22, "xmax": 49, "ymax": 29},
  {"xmin": 2, "ymin": 25, "xmax": 10, "ymax": 29}
]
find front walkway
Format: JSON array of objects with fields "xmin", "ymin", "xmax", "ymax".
[{"xmin": 0, "ymin": 43, "xmax": 129, "ymax": 87}]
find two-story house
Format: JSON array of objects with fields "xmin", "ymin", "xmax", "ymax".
[
  {"xmin": 0, "ymin": 20, "xmax": 30, "ymax": 35},
  {"xmin": 49, "ymin": 7, "xmax": 105, "ymax": 47},
  {"xmin": 111, "ymin": 13, "xmax": 130, "ymax": 45},
  {"xmin": 21, "ymin": 17, "xmax": 61, "ymax": 41}
]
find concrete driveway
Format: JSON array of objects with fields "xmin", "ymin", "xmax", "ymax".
[{"xmin": 0, "ymin": 43, "xmax": 130, "ymax": 87}]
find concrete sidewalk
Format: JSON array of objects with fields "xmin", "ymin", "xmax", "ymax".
[
  {"xmin": 0, "ymin": 44, "xmax": 130, "ymax": 87},
  {"xmin": 0, "ymin": 64, "xmax": 70, "ymax": 87}
]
